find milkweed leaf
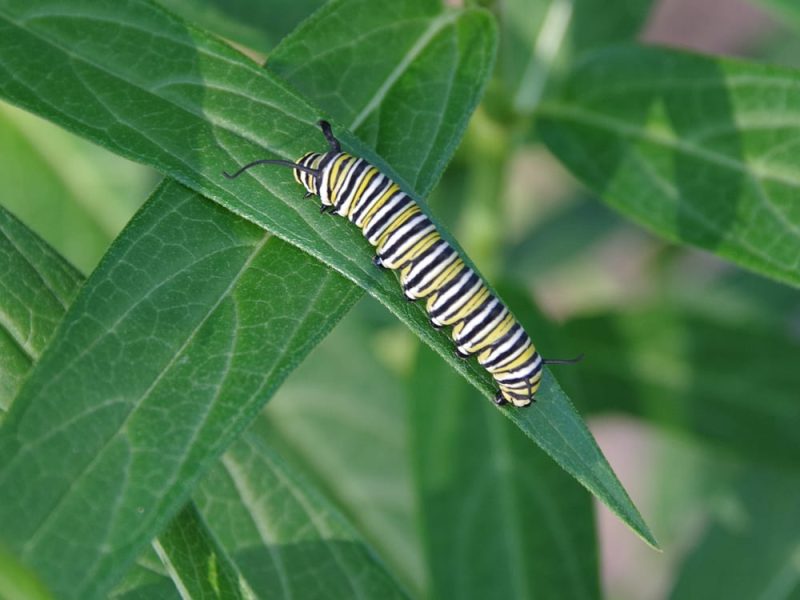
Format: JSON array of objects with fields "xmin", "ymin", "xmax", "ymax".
[{"xmin": 539, "ymin": 46, "xmax": 800, "ymax": 288}]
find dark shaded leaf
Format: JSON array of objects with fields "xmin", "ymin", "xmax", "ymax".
[
  {"xmin": 194, "ymin": 417, "xmax": 408, "ymax": 599},
  {"xmin": 538, "ymin": 46, "xmax": 800, "ymax": 287},
  {"xmin": 0, "ymin": 205, "xmax": 82, "ymax": 411},
  {"xmin": 409, "ymin": 336, "xmax": 599, "ymax": 599},
  {"xmin": 158, "ymin": 0, "xmax": 326, "ymax": 54},
  {"xmin": 262, "ymin": 305, "xmax": 423, "ymax": 591},
  {"xmin": 669, "ymin": 468, "xmax": 800, "ymax": 599},
  {"xmin": 153, "ymin": 504, "xmax": 254, "ymax": 600}
]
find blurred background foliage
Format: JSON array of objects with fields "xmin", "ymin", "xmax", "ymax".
[{"xmin": 1, "ymin": 0, "xmax": 799, "ymax": 598}]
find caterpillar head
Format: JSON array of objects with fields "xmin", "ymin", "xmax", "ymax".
[
  {"xmin": 294, "ymin": 120, "xmax": 343, "ymax": 206},
  {"xmin": 222, "ymin": 121, "xmax": 342, "ymax": 208},
  {"xmin": 292, "ymin": 151, "xmax": 325, "ymax": 197}
]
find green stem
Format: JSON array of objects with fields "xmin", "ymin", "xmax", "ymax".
[{"xmin": 456, "ymin": 108, "xmax": 512, "ymax": 279}]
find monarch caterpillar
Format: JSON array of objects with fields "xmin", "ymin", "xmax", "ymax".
[{"xmin": 224, "ymin": 121, "xmax": 581, "ymax": 407}]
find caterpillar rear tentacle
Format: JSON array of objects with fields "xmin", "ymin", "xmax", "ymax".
[{"xmin": 223, "ymin": 120, "xmax": 582, "ymax": 407}]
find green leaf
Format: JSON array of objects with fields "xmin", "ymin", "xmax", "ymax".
[
  {"xmin": 0, "ymin": 0, "xmax": 652, "ymax": 558},
  {"xmin": 153, "ymin": 504, "xmax": 254, "ymax": 600},
  {"xmin": 267, "ymin": 0, "xmax": 492, "ymax": 194},
  {"xmin": 408, "ymin": 341, "xmax": 599, "ymax": 599},
  {"xmin": 110, "ymin": 549, "xmax": 180, "ymax": 600},
  {"xmin": 538, "ymin": 45, "xmax": 800, "ymax": 288},
  {"xmin": 0, "ymin": 206, "xmax": 178, "ymax": 598},
  {"xmin": 110, "ymin": 578, "xmax": 181, "ymax": 600},
  {"xmin": 0, "ymin": 205, "xmax": 83, "ymax": 412},
  {"xmin": 669, "ymin": 468, "xmax": 800, "ymax": 599},
  {"xmin": 157, "ymin": 0, "xmax": 326, "ymax": 55},
  {"xmin": 487, "ymin": 286, "xmax": 657, "ymax": 548},
  {"xmin": 262, "ymin": 306, "xmax": 423, "ymax": 592},
  {"xmin": 2, "ymin": 190, "xmax": 396, "ymax": 600},
  {"xmin": 566, "ymin": 302, "xmax": 800, "ymax": 467},
  {"xmin": 0, "ymin": 181, "xmax": 362, "ymax": 600},
  {"xmin": 194, "ymin": 417, "xmax": 408, "ymax": 598},
  {"xmin": 566, "ymin": 0, "xmax": 651, "ymax": 54}
]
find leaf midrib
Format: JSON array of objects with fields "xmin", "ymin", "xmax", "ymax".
[
  {"xmin": 537, "ymin": 102, "xmax": 800, "ymax": 275},
  {"xmin": 350, "ymin": 11, "xmax": 459, "ymax": 130},
  {"xmin": 622, "ymin": 147, "xmax": 799, "ymax": 269},
  {"xmin": 537, "ymin": 103, "xmax": 800, "ymax": 189}
]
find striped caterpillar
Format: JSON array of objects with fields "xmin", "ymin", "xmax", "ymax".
[{"xmin": 224, "ymin": 121, "xmax": 581, "ymax": 407}]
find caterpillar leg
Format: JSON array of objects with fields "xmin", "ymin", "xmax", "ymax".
[
  {"xmin": 372, "ymin": 255, "xmax": 386, "ymax": 269},
  {"xmin": 495, "ymin": 386, "xmax": 534, "ymax": 408},
  {"xmin": 320, "ymin": 204, "xmax": 334, "ymax": 214},
  {"xmin": 454, "ymin": 347, "xmax": 470, "ymax": 360}
]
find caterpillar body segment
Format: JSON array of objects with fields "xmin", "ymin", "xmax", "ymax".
[{"xmin": 223, "ymin": 121, "xmax": 582, "ymax": 407}]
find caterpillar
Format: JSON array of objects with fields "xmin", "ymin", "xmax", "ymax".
[{"xmin": 224, "ymin": 121, "xmax": 581, "ymax": 407}]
